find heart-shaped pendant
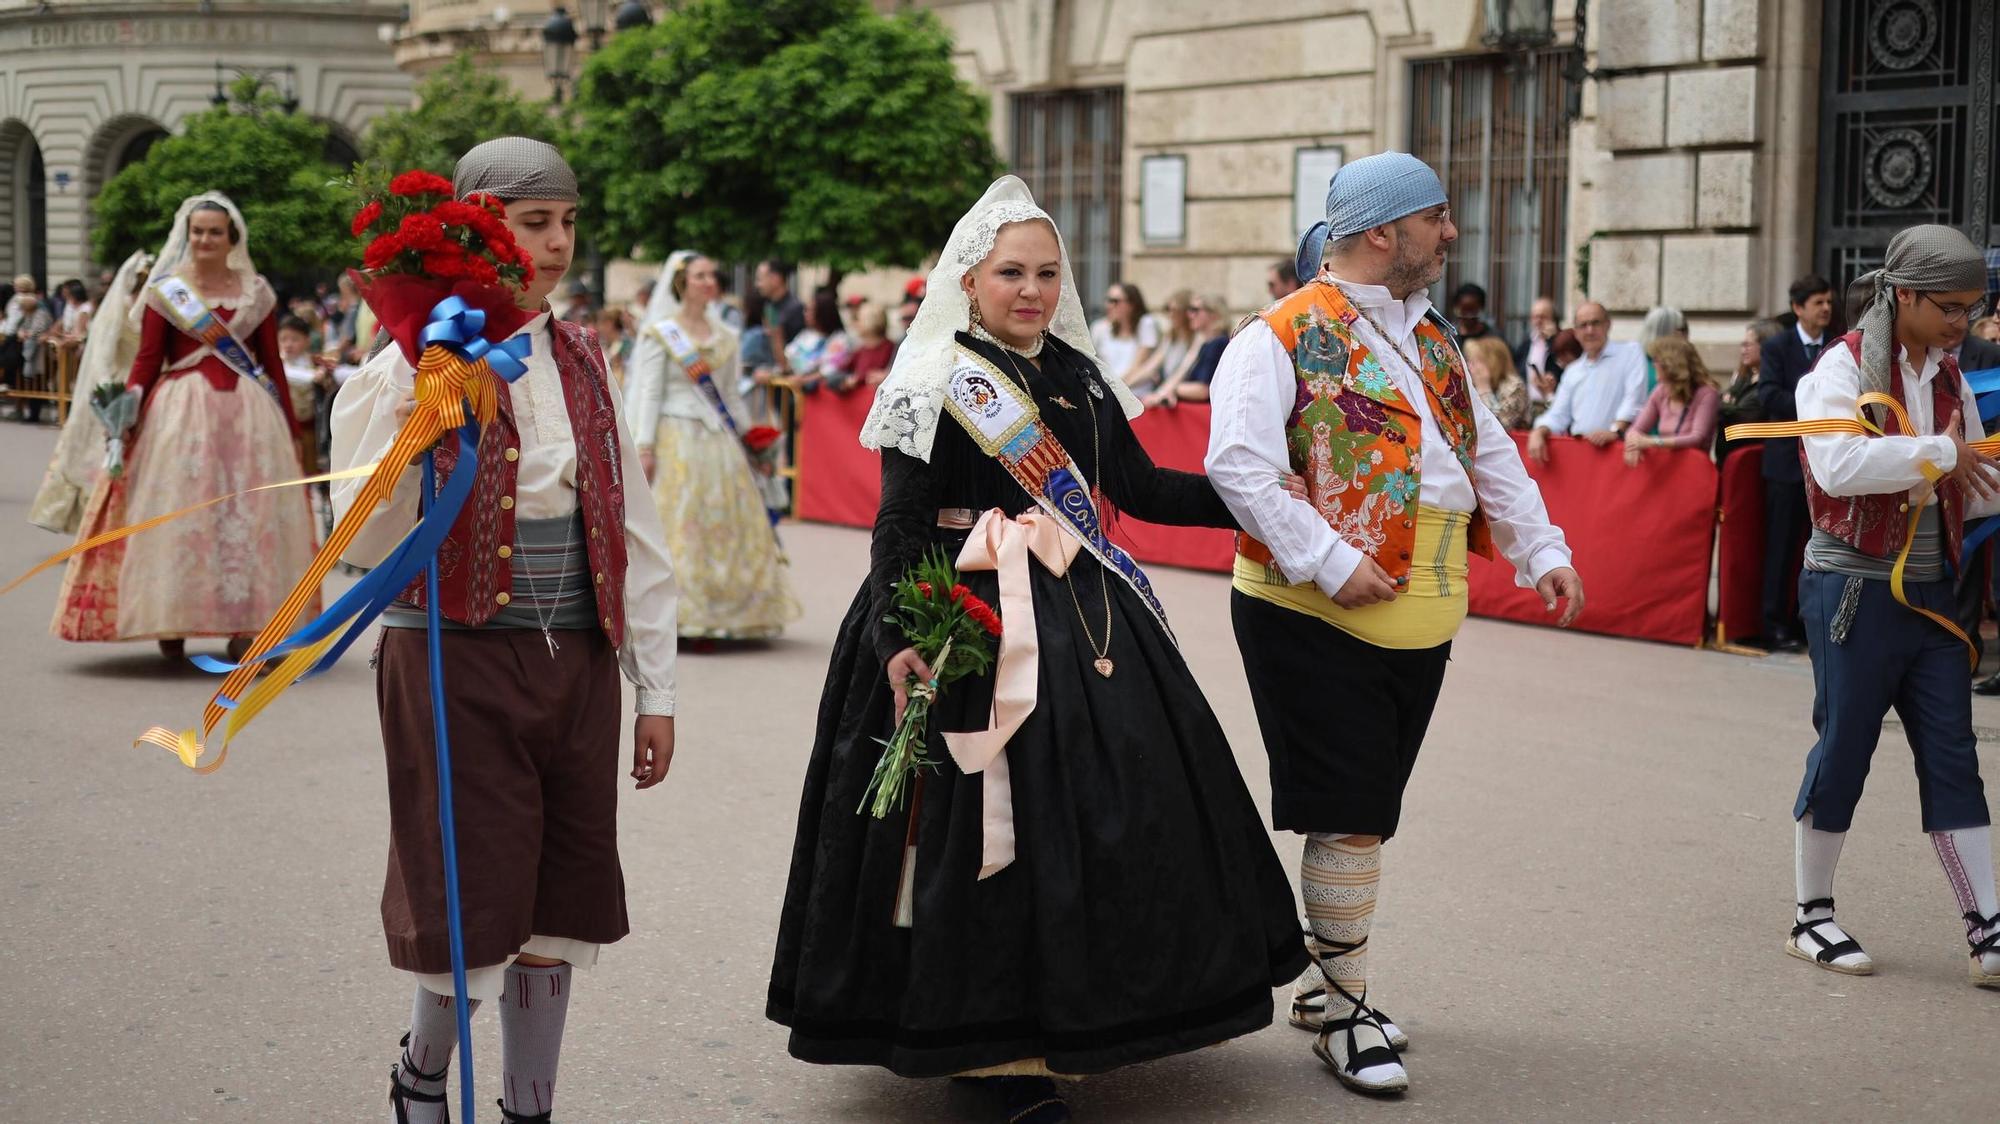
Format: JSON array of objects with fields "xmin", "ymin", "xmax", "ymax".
[{"xmin": 1093, "ymin": 657, "xmax": 1114, "ymax": 678}]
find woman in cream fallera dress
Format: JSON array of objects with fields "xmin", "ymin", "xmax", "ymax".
[{"xmin": 625, "ymin": 250, "xmax": 799, "ymax": 639}]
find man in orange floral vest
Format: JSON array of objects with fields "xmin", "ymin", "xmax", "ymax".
[{"xmin": 1206, "ymin": 151, "xmax": 1584, "ymax": 1096}]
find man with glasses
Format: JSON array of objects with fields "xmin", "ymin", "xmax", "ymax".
[
  {"xmin": 1525, "ymin": 301, "xmax": 1647, "ymax": 463},
  {"xmin": 1771, "ymin": 224, "xmax": 2000, "ymax": 992},
  {"xmin": 1755, "ymin": 275, "xmax": 1838, "ymax": 652}
]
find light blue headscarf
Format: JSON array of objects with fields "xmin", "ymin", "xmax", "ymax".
[{"xmin": 1295, "ymin": 152, "xmax": 1449, "ymax": 282}]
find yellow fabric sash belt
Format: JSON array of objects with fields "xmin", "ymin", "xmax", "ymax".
[{"xmin": 1725, "ymin": 391, "xmax": 1997, "ymax": 667}]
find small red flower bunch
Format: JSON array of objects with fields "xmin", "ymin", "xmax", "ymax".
[
  {"xmin": 351, "ymin": 173, "xmax": 534, "ymax": 289},
  {"xmin": 860, "ymin": 549, "xmax": 1003, "ymax": 819},
  {"xmin": 914, "ymin": 580, "xmax": 1002, "ymax": 637}
]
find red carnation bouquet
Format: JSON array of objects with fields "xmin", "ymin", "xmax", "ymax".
[
  {"xmin": 860, "ymin": 548, "xmax": 1003, "ymax": 819},
  {"xmin": 349, "ymin": 170, "xmax": 537, "ymax": 364}
]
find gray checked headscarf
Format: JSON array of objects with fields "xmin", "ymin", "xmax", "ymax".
[
  {"xmin": 453, "ymin": 137, "xmax": 578, "ymax": 202},
  {"xmin": 1853, "ymin": 224, "xmax": 1987, "ymax": 401}
]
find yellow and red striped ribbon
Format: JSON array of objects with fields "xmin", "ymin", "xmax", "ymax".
[
  {"xmin": 1724, "ymin": 391, "xmax": 1985, "ymax": 666},
  {"xmin": 0, "ymin": 463, "xmax": 379, "ymax": 598}
]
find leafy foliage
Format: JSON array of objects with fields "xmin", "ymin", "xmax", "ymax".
[
  {"xmin": 357, "ymin": 53, "xmax": 559, "ymax": 189},
  {"xmin": 569, "ymin": 0, "xmax": 1002, "ymax": 270},
  {"xmin": 90, "ymin": 79, "xmax": 352, "ymax": 279}
]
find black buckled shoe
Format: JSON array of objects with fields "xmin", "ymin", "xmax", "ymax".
[
  {"xmin": 1786, "ymin": 898, "xmax": 1874, "ymax": 975},
  {"xmin": 1303, "ymin": 932, "xmax": 1407, "ymax": 1094},
  {"xmin": 1966, "ymin": 909, "xmax": 2000, "ymax": 988},
  {"xmin": 389, "ymin": 1032, "xmax": 449, "ymax": 1124},
  {"xmin": 497, "ymin": 1099, "xmax": 553, "ymax": 1123}
]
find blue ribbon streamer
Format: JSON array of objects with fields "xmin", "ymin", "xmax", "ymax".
[{"xmin": 422, "ymin": 454, "xmax": 477, "ymax": 1124}]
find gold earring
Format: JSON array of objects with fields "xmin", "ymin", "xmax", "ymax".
[{"xmin": 969, "ymin": 292, "xmax": 984, "ymax": 328}]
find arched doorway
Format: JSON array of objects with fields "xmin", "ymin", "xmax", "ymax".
[
  {"xmin": 0, "ymin": 121, "xmax": 47, "ymax": 288},
  {"xmin": 320, "ymin": 122, "xmax": 361, "ymax": 173},
  {"xmin": 113, "ymin": 127, "xmax": 169, "ymax": 176}
]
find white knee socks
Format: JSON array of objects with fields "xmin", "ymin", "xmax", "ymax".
[{"xmin": 1794, "ymin": 812, "xmax": 1845, "ymax": 922}]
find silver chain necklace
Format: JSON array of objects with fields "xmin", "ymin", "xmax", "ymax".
[{"xmin": 515, "ymin": 515, "xmax": 575, "ymax": 659}]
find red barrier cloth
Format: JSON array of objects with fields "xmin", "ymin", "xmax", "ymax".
[
  {"xmin": 793, "ymin": 387, "xmax": 881, "ymax": 528},
  {"xmin": 1466, "ymin": 435, "xmax": 1716, "ymax": 646},
  {"xmin": 1112, "ymin": 403, "xmax": 1235, "ymax": 571},
  {"xmin": 1716, "ymin": 445, "xmax": 1766, "ymax": 645}
]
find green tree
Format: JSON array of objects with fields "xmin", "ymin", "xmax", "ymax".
[
  {"xmin": 569, "ymin": 0, "xmax": 1002, "ymax": 271},
  {"xmin": 91, "ymin": 79, "xmax": 352, "ymax": 278},
  {"xmin": 358, "ymin": 53, "xmax": 559, "ymax": 187}
]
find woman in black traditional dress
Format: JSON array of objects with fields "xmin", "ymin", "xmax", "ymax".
[{"xmin": 767, "ymin": 177, "xmax": 1308, "ymax": 1122}]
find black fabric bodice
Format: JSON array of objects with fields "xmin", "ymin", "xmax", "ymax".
[{"xmin": 865, "ymin": 331, "xmax": 1234, "ymax": 661}]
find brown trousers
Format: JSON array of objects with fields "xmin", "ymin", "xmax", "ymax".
[{"xmin": 376, "ymin": 626, "xmax": 627, "ymax": 973}]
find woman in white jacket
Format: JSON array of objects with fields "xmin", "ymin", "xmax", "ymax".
[{"xmin": 625, "ymin": 250, "xmax": 800, "ymax": 640}]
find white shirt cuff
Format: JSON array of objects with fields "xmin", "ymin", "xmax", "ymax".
[
  {"xmin": 635, "ymin": 686, "xmax": 675, "ymax": 717},
  {"xmin": 1519, "ymin": 545, "xmax": 1574, "ymax": 590},
  {"xmin": 1311, "ymin": 540, "xmax": 1366, "ymax": 594}
]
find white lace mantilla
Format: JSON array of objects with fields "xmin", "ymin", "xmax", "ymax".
[{"xmin": 863, "ymin": 176, "xmax": 1141, "ymax": 461}]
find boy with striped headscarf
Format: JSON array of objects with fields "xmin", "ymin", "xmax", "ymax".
[{"xmin": 1779, "ymin": 223, "xmax": 2000, "ymax": 990}]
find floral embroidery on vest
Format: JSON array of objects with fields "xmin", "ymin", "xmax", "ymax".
[{"xmin": 1254, "ymin": 282, "xmax": 1492, "ymax": 575}]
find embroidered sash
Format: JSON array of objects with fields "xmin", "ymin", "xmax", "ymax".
[
  {"xmin": 656, "ymin": 319, "xmax": 744, "ymax": 437},
  {"xmin": 941, "ymin": 346, "xmax": 1173, "ymax": 640},
  {"xmin": 655, "ymin": 318, "xmax": 784, "ymax": 527},
  {"xmin": 149, "ymin": 276, "xmax": 282, "ymax": 405}
]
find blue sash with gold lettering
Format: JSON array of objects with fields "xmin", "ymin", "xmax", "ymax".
[{"xmin": 942, "ymin": 346, "xmax": 1172, "ymax": 640}]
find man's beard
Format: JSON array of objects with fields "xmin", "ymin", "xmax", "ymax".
[{"xmin": 1385, "ymin": 230, "xmax": 1441, "ymax": 293}]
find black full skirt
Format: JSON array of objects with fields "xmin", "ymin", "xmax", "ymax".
[{"xmin": 767, "ymin": 560, "xmax": 1310, "ymax": 1077}]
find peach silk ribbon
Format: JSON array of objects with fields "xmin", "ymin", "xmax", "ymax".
[{"xmin": 946, "ymin": 507, "xmax": 1081, "ymax": 879}]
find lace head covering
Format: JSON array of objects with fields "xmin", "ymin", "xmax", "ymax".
[
  {"xmin": 132, "ymin": 191, "xmax": 272, "ymax": 332},
  {"xmin": 1853, "ymin": 224, "xmax": 1988, "ymax": 398},
  {"xmin": 863, "ymin": 175, "xmax": 1141, "ymax": 461},
  {"xmin": 647, "ymin": 249, "xmax": 729, "ymax": 333},
  {"xmin": 454, "ymin": 137, "xmax": 578, "ymax": 202}
]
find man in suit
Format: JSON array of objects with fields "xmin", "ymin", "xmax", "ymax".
[{"xmin": 1755, "ymin": 275, "xmax": 1837, "ymax": 652}]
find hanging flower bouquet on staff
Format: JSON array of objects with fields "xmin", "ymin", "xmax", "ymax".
[
  {"xmin": 859, "ymin": 548, "xmax": 1003, "ymax": 819},
  {"xmin": 130, "ymin": 171, "xmax": 540, "ymax": 772}
]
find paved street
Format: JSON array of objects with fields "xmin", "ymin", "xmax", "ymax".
[{"xmin": 2, "ymin": 422, "xmax": 1995, "ymax": 1124}]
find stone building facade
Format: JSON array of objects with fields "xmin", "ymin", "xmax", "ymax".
[
  {"xmin": 892, "ymin": 0, "xmax": 1996, "ymax": 354},
  {"xmin": 0, "ymin": 0, "xmax": 410, "ymax": 286}
]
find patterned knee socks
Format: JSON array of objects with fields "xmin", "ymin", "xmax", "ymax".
[
  {"xmin": 395, "ymin": 988, "xmax": 480, "ymax": 1124},
  {"xmin": 500, "ymin": 961, "xmax": 573, "ymax": 1119},
  {"xmin": 1301, "ymin": 834, "xmax": 1381, "ymax": 1015},
  {"xmin": 1931, "ymin": 826, "xmax": 2000, "ymax": 972}
]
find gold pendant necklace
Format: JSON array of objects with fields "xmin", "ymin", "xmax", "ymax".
[{"xmin": 995, "ymin": 349, "xmax": 1113, "ymax": 677}]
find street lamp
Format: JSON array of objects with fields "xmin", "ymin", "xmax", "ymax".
[
  {"xmin": 542, "ymin": 6, "xmax": 578, "ymax": 104},
  {"xmin": 575, "ymin": 0, "xmax": 609, "ymax": 50},
  {"xmin": 613, "ymin": 0, "xmax": 651, "ymax": 32},
  {"xmin": 1480, "ymin": 0, "xmax": 1556, "ymax": 53}
]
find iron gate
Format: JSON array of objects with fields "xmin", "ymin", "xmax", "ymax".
[{"xmin": 1816, "ymin": 0, "xmax": 1997, "ymax": 294}]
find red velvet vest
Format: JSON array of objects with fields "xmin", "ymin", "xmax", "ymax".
[
  {"xmin": 1800, "ymin": 331, "xmax": 1965, "ymax": 568},
  {"xmin": 402, "ymin": 319, "xmax": 631, "ymax": 645}
]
